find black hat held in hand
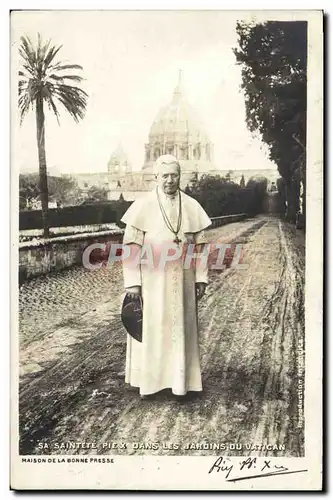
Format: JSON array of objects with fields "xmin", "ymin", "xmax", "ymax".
[{"xmin": 121, "ymin": 293, "xmax": 143, "ymax": 343}]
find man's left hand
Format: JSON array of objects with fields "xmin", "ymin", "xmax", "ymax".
[{"xmin": 196, "ymin": 282, "xmax": 207, "ymax": 301}]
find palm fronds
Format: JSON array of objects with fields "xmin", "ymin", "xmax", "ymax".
[{"xmin": 18, "ymin": 33, "xmax": 88, "ymax": 125}]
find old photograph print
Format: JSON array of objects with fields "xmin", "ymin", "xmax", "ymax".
[{"xmin": 13, "ymin": 10, "xmax": 313, "ymax": 467}]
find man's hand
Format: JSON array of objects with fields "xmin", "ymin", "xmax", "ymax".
[
  {"xmin": 126, "ymin": 286, "xmax": 141, "ymax": 299},
  {"xmin": 196, "ymin": 282, "xmax": 207, "ymax": 301}
]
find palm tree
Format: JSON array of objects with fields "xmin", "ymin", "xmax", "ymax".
[{"xmin": 18, "ymin": 34, "xmax": 88, "ymax": 237}]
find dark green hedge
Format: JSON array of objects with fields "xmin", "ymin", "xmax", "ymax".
[
  {"xmin": 185, "ymin": 176, "xmax": 268, "ymax": 218},
  {"xmin": 19, "ymin": 201, "xmax": 132, "ymax": 230}
]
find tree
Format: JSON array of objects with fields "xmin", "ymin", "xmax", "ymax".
[
  {"xmin": 47, "ymin": 175, "xmax": 83, "ymax": 206},
  {"xmin": 19, "ymin": 173, "xmax": 40, "ymax": 210},
  {"xmin": 19, "ymin": 173, "xmax": 84, "ymax": 209},
  {"xmin": 276, "ymin": 177, "xmax": 288, "ymax": 215},
  {"xmin": 225, "ymin": 171, "xmax": 233, "ymax": 182},
  {"xmin": 187, "ymin": 174, "xmax": 264, "ymax": 217},
  {"xmin": 184, "ymin": 185, "xmax": 192, "ymax": 195},
  {"xmin": 233, "ymin": 21, "xmax": 307, "ymax": 223},
  {"xmin": 86, "ymin": 185, "xmax": 109, "ymax": 202},
  {"xmin": 18, "ymin": 34, "xmax": 88, "ymax": 236},
  {"xmin": 246, "ymin": 176, "xmax": 268, "ymax": 215}
]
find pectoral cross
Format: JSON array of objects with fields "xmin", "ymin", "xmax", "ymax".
[{"xmin": 173, "ymin": 235, "xmax": 181, "ymax": 246}]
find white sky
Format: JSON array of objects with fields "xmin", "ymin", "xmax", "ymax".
[{"xmin": 12, "ymin": 10, "xmax": 277, "ymax": 174}]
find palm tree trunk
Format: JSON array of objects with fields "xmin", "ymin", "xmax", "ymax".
[{"xmin": 36, "ymin": 96, "xmax": 49, "ymax": 238}]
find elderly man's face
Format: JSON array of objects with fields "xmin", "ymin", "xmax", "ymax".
[{"xmin": 158, "ymin": 162, "xmax": 180, "ymax": 195}]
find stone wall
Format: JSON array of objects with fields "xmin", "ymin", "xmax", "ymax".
[
  {"xmin": 19, "ymin": 230, "xmax": 124, "ymax": 283},
  {"xmin": 210, "ymin": 213, "xmax": 247, "ymax": 228}
]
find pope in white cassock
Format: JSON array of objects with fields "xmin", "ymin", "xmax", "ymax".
[{"xmin": 121, "ymin": 155, "xmax": 211, "ymax": 399}]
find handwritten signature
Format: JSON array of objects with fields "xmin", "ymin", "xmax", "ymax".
[{"xmin": 208, "ymin": 456, "xmax": 308, "ymax": 482}]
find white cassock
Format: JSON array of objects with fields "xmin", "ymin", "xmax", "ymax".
[{"xmin": 121, "ymin": 188, "xmax": 211, "ymax": 396}]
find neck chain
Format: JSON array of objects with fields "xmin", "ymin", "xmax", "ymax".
[{"xmin": 156, "ymin": 187, "xmax": 182, "ymax": 245}]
